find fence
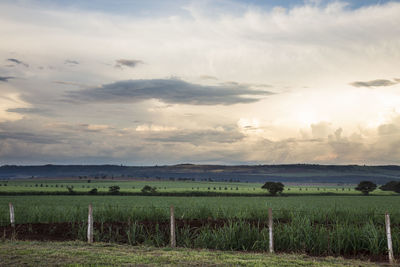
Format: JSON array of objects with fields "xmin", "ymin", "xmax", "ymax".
[{"xmin": 3, "ymin": 202, "xmax": 397, "ymax": 265}]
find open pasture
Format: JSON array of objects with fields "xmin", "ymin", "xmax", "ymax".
[{"xmin": 0, "ymin": 178, "xmax": 396, "ymax": 195}]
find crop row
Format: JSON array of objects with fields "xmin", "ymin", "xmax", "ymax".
[
  {"xmin": 2, "ymin": 218, "xmax": 399, "ymax": 258},
  {"xmin": 1, "ymin": 195, "xmax": 400, "ymax": 225},
  {"xmin": 1, "ymin": 195, "xmax": 399, "ymax": 260},
  {"xmin": 2, "ymin": 204, "xmax": 400, "ymax": 225}
]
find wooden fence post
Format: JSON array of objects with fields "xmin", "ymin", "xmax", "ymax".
[
  {"xmin": 87, "ymin": 203, "xmax": 93, "ymax": 243},
  {"xmin": 385, "ymin": 212, "xmax": 394, "ymax": 265},
  {"xmin": 9, "ymin": 202, "xmax": 15, "ymax": 227},
  {"xmin": 268, "ymin": 207, "xmax": 274, "ymax": 253},
  {"xmin": 170, "ymin": 205, "xmax": 176, "ymax": 248}
]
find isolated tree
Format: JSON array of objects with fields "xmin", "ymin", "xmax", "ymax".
[
  {"xmin": 395, "ymin": 185, "xmax": 400, "ymax": 194},
  {"xmin": 355, "ymin": 181, "xmax": 377, "ymax": 195},
  {"xmin": 261, "ymin": 182, "xmax": 284, "ymax": 196},
  {"xmin": 108, "ymin": 185, "xmax": 120, "ymax": 195},
  {"xmin": 380, "ymin": 181, "xmax": 400, "ymax": 192}
]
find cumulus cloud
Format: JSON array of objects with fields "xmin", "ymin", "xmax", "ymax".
[
  {"xmin": 115, "ymin": 59, "xmax": 143, "ymax": 68},
  {"xmin": 67, "ymin": 78, "xmax": 273, "ymax": 105},
  {"xmin": 0, "ymin": 119, "xmax": 243, "ymax": 164},
  {"xmin": 7, "ymin": 58, "xmax": 29, "ymax": 67},
  {"xmin": 350, "ymin": 79, "xmax": 398, "ymax": 87},
  {"xmin": 237, "ymin": 117, "xmax": 400, "ymax": 165},
  {"xmin": 378, "ymin": 122, "xmax": 399, "ymax": 136},
  {"xmin": 0, "ymin": 115, "xmax": 400, "ymax": 165},
  {"xmin": 1, "ymin": 1, "xmax": 400, "ymax": 164},
  {"xmin": 311, "ymin": 121, "xmax": 331, "ymax": 138}
]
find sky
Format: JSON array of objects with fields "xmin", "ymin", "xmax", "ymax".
[{"xmin": 0, "ymin": 0, "xmax": 400, "ymax": 165}]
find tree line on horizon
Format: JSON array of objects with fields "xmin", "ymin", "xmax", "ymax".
[{"xmin": 261, "ymin": 180, "xmax": 400, "ymax": 196}]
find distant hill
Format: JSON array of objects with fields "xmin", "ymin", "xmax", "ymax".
[{"xmin": 0, "ymin": 164, "xmax": 400, "ymax": 184}]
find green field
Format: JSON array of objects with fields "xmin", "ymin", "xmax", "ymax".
[
  {"xmin": 1, "ymin": 194, "xmax": 400, "ymax": 260},
  {"xmin": 1, "ymin": 195, "xmax": 400, "ymax": 224},
  {"xmin": 0, "ymin": 178, "xmax": 397, "ymax": 195},
  {"xmin": 1, "ymin": 179, "xmax": 399, "ymax": 262}
]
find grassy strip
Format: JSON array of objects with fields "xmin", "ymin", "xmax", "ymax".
[
  {"xmin": 0, "ymin": 241, "xmax": 383, "ymax": 267},
  {"xmin": 4, "ymin": 219, "xmax": 398, "ymax": 257},
  {"xmin": 0, "ymin": 191, "xmax": 270, "ymax": 197},
  {"xmin": 0, "ymin": 191, "xmax": 387, "ymax": 197}
]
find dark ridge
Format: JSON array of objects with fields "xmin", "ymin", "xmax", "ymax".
[{"xmin": 0, "ymin": 164, "xmax": 399, "ymax": 183}]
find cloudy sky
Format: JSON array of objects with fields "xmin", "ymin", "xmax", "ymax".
[{"xmin": 1, "ymin": 0, "xmax": 400, "ymax": 165}]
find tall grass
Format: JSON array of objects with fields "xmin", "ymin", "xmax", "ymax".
[
  {"xmin": 54, "ymin": 217, "xmax": 398, "ymax": 257},
  {"xmin": 1, "ymin": 195, "xmax": 399, "ymax": 258}
]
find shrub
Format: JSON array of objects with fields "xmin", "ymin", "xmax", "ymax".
[
  {"xmin": 66, "ymin": 186, "xmax": 75, "ymax": 195},
  {"xmin": 355, "ymin": 181, "xmax": 377, "ymax": 195},
  {"xmin": 261, "ymin": 182, "xmax": 284, "ymax": 196},
  {"xmin": 89, "ymin": 188, "xmax": 98, "ymax": 195},
  {"xmin": 380, "ymin": 181, "xmax": 400, "ymax": 193}
]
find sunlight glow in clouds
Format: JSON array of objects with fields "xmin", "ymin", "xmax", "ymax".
[
  {"xmin": 0, "ymin": 93, "xmax": 29, "ymax": 122},
  {"xmin": 0, "ymin": 0, "xmax": 400, "ymax": 165}
]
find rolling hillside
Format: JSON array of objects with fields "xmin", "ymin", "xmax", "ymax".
[{"xmin": 1, "ymin": 164, "xmax": 399, "ymax": 184}]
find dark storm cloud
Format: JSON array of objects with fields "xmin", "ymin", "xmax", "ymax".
[
  {"xmin": 7, "ymin": 58, "xmax": 29, "ymax": 67},
  {"xmin": 115, "ymin": 59, "xmax": 143, "ymax": 68},
  {"xmin": 350, "ymin": 79, "xmax": 398, "ymax": 87},
  {"xmin": 67, "ymin": 79, "xmax": 273, "ymax": 105},
  {"xmin": 0, "ymin": 76, "xmax": 14, "ymax": 82}
]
